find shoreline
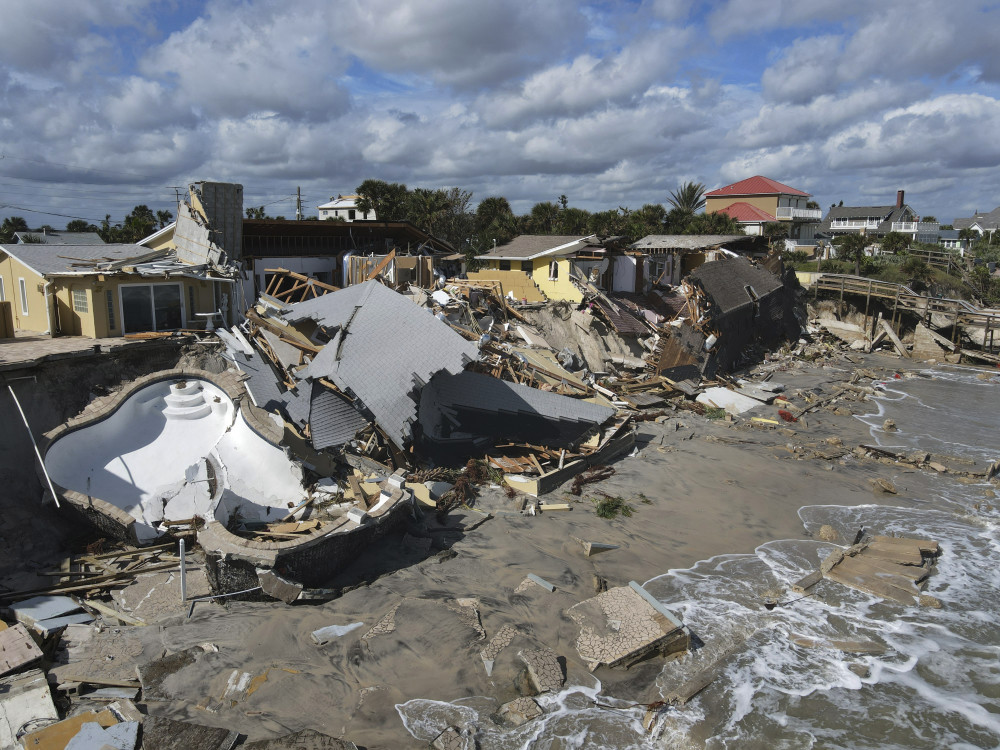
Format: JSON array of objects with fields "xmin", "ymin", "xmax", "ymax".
[{"xmin": 118, "ymin": 350, "xmax": 1000, "ymax": 748}]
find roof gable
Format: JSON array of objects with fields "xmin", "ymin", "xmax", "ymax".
[
  {"xmin": 716, "ymin": 202, "xmax": 776, "ymax": 222},
  {"xmin": 477, "ymin": 234, "xmax": 597, "ymax": 260},
  {"xmin": 0, "ymin": 243, "xmax": 166, "ymax": 277},
  {"xmin": 706, "ymin": 176, "xmax": 810, "ymax": 198}
]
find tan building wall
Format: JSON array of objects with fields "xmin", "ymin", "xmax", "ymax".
[
  {"xmin": 0, "ymin": 251, "xmax": 51, "ymax": 334},
  {"xmin": 48, "ymin": 274, "xmax": 218, "ymax": 338},
  {"xmin": 705, "ymin": 195, "xmax": 779, "ymax": 217},
  {"xmin": 474, "ymin": 256, "xmax": 585, "ymax": 302}
]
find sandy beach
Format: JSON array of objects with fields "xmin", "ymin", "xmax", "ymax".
[{"xmin": 80, "ymin": 348, "xmax": 994, "ymax": 749}]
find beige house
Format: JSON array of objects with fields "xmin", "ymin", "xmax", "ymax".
[{"xmin": 0, "ymin": 243, "xmax": 235, "ymax": 338}]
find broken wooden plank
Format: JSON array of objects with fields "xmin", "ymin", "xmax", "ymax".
[{"xmin": 879, "ymin": 319, "xmax": 910, "ymax": 358}]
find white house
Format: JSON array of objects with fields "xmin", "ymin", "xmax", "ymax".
[{"xmin": 317, "ymin": 194, "xmax": 375, "ymax": 222}]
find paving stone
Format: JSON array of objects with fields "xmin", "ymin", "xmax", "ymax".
[
  {"xmin": 518, "ymin": 648, "xmax": 564, "ymax": 693},
  {"xmin": 497, "ymin": 696, "xmax": 543, "ymax": 727}
]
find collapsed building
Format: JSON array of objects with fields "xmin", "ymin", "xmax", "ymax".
[{"xmin": 33, "ymin": 224, "xmax": 800, "ymax": 597}]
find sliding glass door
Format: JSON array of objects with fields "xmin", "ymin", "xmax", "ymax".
[{"xmin": 120, "ymin": 283, "xmax": 184, "ymax": 334}]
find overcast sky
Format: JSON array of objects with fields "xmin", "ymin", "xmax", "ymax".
[{"xmin": 1, "ymin": 0, "xmax": 998, "ymax": 229}]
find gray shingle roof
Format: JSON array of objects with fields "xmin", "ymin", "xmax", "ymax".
[
  {"xmin": 953, "ymin": 206, "xmax": 1000, "ymax": 231},
  {"xmin": 309, "ymin": 383, "xmax": 369, "ymax": 450},
  {"xmin": 0, "ymin": 243, "xmax": 162, "ymax": 276},
  {"xmin": 477, "ymin": 235, "xmax": 596, "ymax": 260},
  {"xmin": 420, "ymin": 370, "xmax": 614, "ymax": 447},
  {"xmin": 690, "ymin": 256, "xmax": 784, "ymax": 316},
  {"xmin": 629, "ymin": 235, "xmax": 752, "ymax": 251},
  {"xmin": 284, "ymin": 281, "xmax": 478, "ymax": 449},
  {"xmin": 14, "ymin": 231, "xmax": 105, "ymax": 245}
]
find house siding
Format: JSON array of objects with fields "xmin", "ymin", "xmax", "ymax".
[
  {"xmin": 0, "ymin": 252, "xmax": 49, "ymax": 333},
  {"xmin": 531, "ymin": 256, "xmax": 583, "ymax": 302},
  {"xmin": 706, "ymin": 195, "xmax": 779, "ymax": 217}
]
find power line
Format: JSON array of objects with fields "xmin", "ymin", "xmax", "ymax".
[{"xmin": 0, "ymin": 203, "xmax": 108, "ymax": 223}]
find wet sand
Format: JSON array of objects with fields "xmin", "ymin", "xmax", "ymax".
[{"xmin": 128, "ymin": 352, "xmax": 989, "ymax": 748}]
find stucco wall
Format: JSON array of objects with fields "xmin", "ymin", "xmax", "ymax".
[
  {"xmin": 0, "ymin": 252, "xmax": 50, "ymax": 333},
  {"xmin": 531, "ymin": 257, "xmax": 583, "ymax": 302},
  {"xmin": 706, "ymin": 195, "xmax": 779, "ymax": 217}
]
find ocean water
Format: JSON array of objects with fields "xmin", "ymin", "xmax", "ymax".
[{"xmin": 397, "ymin": 366, "xmax": 1000, "ymax": 749}]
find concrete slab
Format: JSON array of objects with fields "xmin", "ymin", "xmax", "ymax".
[
  {"xmin": 242, "ymin": 730, "xmax": 359, "ymax": 749},
  {"xmin": 518, "ymin": 648, "xmax": 565, "ymax": 693},
  {"xmin": 0, "ymin": 669, "xmax": 59, "ymax": 748},
  {"xmin": 65, "ymin": 720, "xmax": 139, "ymax": 750},
  {"xmin": 0, "ymin": 623, "xmax": 43, "ymax": 677},
  {"xmin": 140, "ymin": 715, "xmax": 239, "ymax": 750},
  {"xmin": 567, "ymin": 585, "xmax": 688, "ymax": 670}
]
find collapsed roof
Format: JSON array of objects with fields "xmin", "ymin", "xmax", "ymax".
[{"xmin": 281, "ymin": 280, "xmax": 479, "ymax": 450}]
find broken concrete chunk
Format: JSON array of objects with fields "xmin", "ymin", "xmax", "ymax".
[
  {"xmin": 498, "ymin": 696, "xmax": 543, "ymax": 727},
  {"xmin": 346, "ymin": 507, "xmax": 368, "ymax": 524},
  {"xmin": 258, "ymin": 568, "xmax": 304, "ymax": 604},
  {"xmin": 870, "ymin": 478, "xmax": 897, "ymax": 494},
  {"xmin": 430, "ymin": 725, "xmax": 476, "ymax": 750},
  {"xmin": 573, "ymin": 537, "xmax": 620, "ymax": 557},
  {"xmin": 241, "ymin": 730, "xmax": 359, "ymax": 749},
  {"xmin": 0, "ymin": 623, "xmax": 43, "ymax": 677},
  {"xmin": 0, "ymin": 669, "xmax": 59, "ymax": 749},
  {"xmin": 817, "ymin": 525, "xmax": 839, "ymax": 542},
  {"xmin": 140, "ymin": 715, "xmax": 240, "ymax": 750},
  {"xmin": 518, "ymin": 648, "xmax": 565, "ymax": 694}
]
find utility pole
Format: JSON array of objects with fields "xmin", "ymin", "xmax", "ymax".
[{"xmin": 296, "ymin": 187, "xmax": 303, "ymax": 221}]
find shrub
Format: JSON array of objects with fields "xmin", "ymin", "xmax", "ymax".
[{"xmin": 593, "ymin": 495, "xmax": 634, "ymax": 519}]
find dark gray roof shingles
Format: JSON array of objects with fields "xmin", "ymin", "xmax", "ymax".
[{"xmin": 285, "ymin": 281, "xmax": 478, "ymax": 449}]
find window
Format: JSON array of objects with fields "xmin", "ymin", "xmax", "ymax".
[
  {"xmin": 348, "ymin": 209, "xmax": 356, "ymax": 220},
  {"xmin": 499, "ymin": 260, "xmax": 511, "ymax": 271},
  {"xmin": 188, "ymin": 285, "xmax": 196, "ymax": 318},
  {"xmin": 321, "ymin": 210, "xmax": 328, "ymax": 217},
  {"xmin": 549, "ymin": 260, "xmax": 559, "ymax": 280},
  {"xmin": 119, "ymin": 283, "xmax": 183, "ymax": 334},
  {"xmin": 18, "ymin": 278, "xmax": 28, "ymax": 315},
  {"xmin": 72, "ymin": 289, "xmax": 89, "ymax": 313},
  {"xmin": 106, "ymin": 290, "xmax": 115, "ymax": 331}
]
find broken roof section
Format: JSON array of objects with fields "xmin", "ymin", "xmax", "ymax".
[
  {"xmin": 174, "ymin": 181, "xmax": 244, "ymax": 267},
  {"xmin": 419, "ymin": 370, "xmax": 615, "ymax": 455},
  {"xmin": 281, "ymin": 280, "xmax": 478, "ymax": 450}
]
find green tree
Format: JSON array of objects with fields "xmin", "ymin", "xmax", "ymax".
[
  {"xmin": 526, "ymin": 201, "xmax": 561, "ymax": 234},
  {"xmin": 0, "ymin": 216, "xmax": 29, "ymax": 243},
  {"xmin": 761, "ymin": 221, "xmax": 789, "ymax": 250},
  {"xmin": 156, "ymin": 209, "xmax": 174, "ymax": 228},
  {"xmin": 66, "ymin": 219, "xmax": 99, "ymax": 232},
  {"xmin": 900, "ymin": 255, "xmax": 933, "ymax": 290},
  {"xmin": 834, "ymin": 233, "xmax": 868, "ymax": 275},
  {"xmin": 921, "ymin": 215, "xmax": 937, "ymax": 223},
  {"xmin": 958, "ymin": 227, "xmax": 980, "ymax": 243},
  {"xmin": 246, "ymin": 206, "xmax": 268, "ymax": 219},
  {"xmin": 683, "ymin": 211, "xmax": 742, "ymax": 235},
  {"xmin": 666, "ymin": 181, "xmax": 706, "ymax": 213},
  {"xmin": 408, "ymin": 188, "xmax": 450, "ymax": 235},
  {"xmin": 879, "ymin": 231, "xmax": 910, "ymax": 256},
  {"xmin": 355, "ymin": 179, "xmax": 409, "ymax": 221},
  {"xmin": 474, "ymin": 197, "xmax": 514, "ymax": 233},
  {"xmin": 558, "ymin": 207, "xmax": 591, "ymax": 235}
]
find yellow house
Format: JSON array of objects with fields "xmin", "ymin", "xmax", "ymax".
[
  {"xmin": 473, "ymin": 235, "xmax": 603, "ymax": 303},
  {"xmin": 0, "ymin": 243, "xmax": 234, "ymax": 338}
]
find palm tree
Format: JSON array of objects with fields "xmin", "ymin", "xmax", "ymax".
[
  {"xmin": 156, "ymin": 209, "xmax": 173, "ymax": 228},
  {"xmin": 667, "ymin": 182, "xmax": 706, "ymax": 214}
]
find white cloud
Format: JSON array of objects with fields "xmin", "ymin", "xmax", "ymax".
[
  {"xmin": 330, "ymin": 0, "xmax": 586, "ymax": 89},
  {"xmin": 141, "ymin": 1, "xmax": 351, "ymax": 121}
]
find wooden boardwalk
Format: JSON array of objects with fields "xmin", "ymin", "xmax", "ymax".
[{"xmin": 814, "ymin": 274, "xmax": 1000, "ymax": 352}]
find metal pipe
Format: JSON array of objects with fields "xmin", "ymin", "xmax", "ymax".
[
  {"xmin": 179, "ymin": 538, "xmax": 187, "ymax": 603},
  {"xmin": 6, "ymin": 384, "xmax": 60, "ymax": 508}
]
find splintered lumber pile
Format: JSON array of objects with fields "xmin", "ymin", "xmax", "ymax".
[
  {"xmin": 0, "ymin": 543, "xmax": 183, "ymax": 603},
  {"xmin": 822, "ymin": 535, "xmax": 939, "ymax": 605}
]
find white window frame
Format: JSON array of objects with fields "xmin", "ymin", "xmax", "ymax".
[
  {"xmin": 117, "ymin": 281, "xmax": 186, "ymax": 333},
  {"xmin": 18, "ymin": 277, "xmax": 28, "ymax": 315},
  {"xmin": 72, "ymin": 288, "xmax": 89, "ymax": 313}
]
